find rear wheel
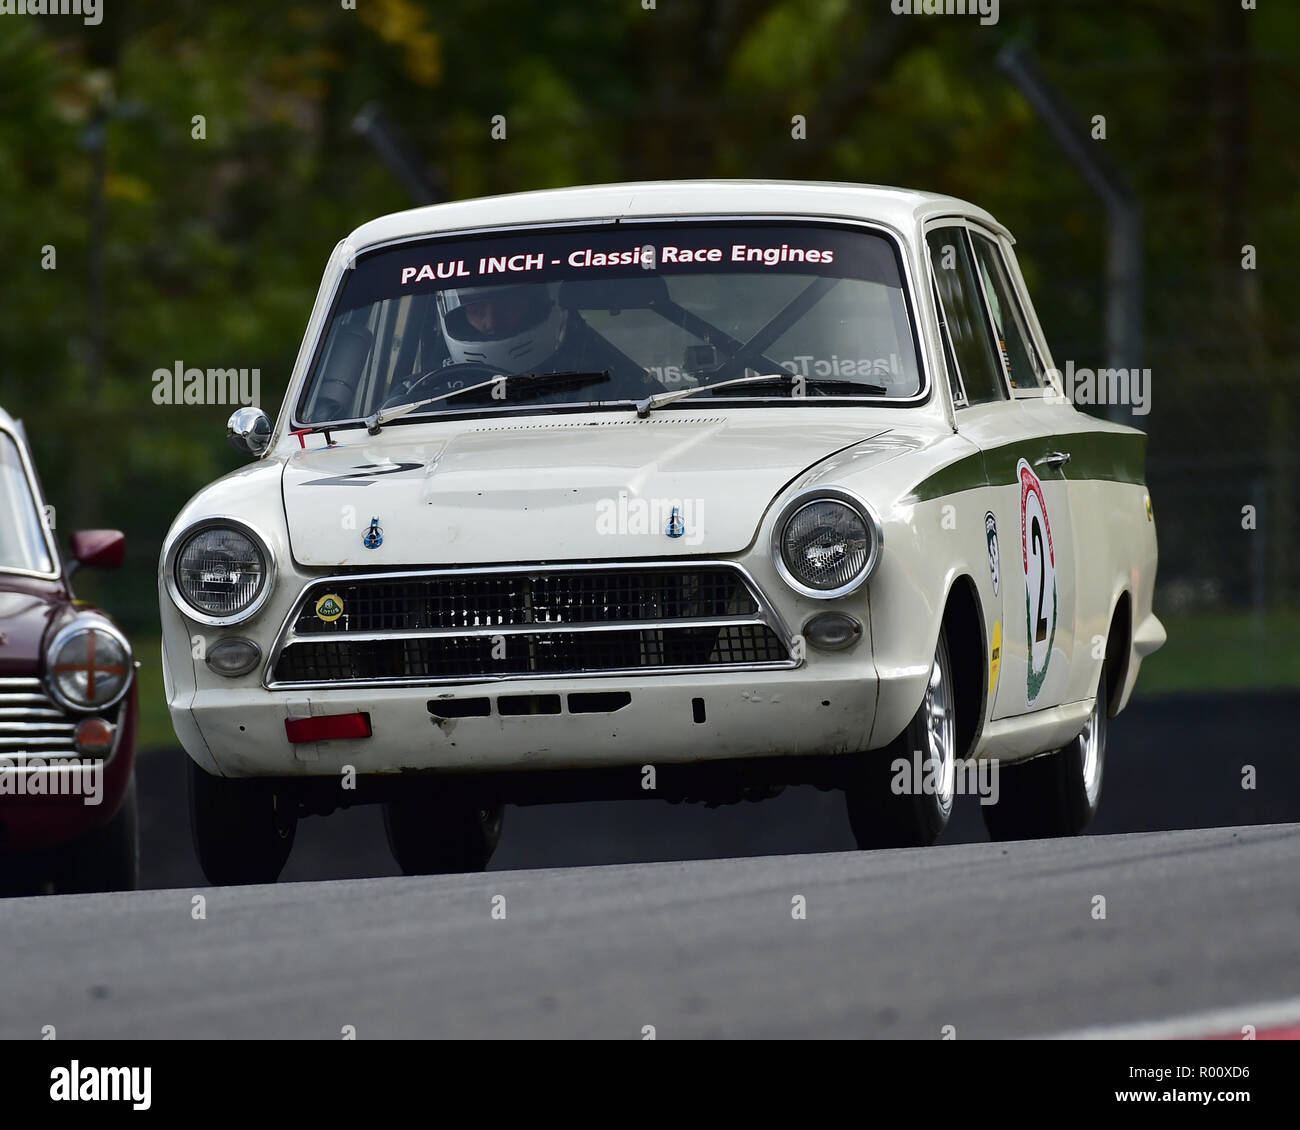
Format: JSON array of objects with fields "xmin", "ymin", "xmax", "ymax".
[
  {"xmin": 845, "ymin": 626, "xmax": 957, "ymax": 849},
  {"xmin": 189, "ymin": 759, "xmax": 297, "ymax": 885},
  {"xmin": 982, "ymin": 662, "xmax": 1109, "ymax": 841},
  {"xmin": 384, "ymin": 793, "xmax": 504, "ymax": 875},
  {"xmin": 57, "ymin": 776, "xmax": 140, "ymax": 893},
  {"xmin": 0, "ymin": 855, "xmax": 54, "ymax": 897}
]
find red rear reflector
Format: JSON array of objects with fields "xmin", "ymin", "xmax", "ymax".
[{"xmin": 284, "ymin": 712, "xmax": 372, "ymax": 743}]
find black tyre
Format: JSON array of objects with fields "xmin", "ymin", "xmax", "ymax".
[
  {"xmin": 0, "ymin": 855, "xmax": 54, "ymax": 898},
  {"xmin": 189, "ymin": 759, "xmax": 297, "ymax": 885},
  {"xmin": 57, "ymin": 775, "xmax": 140, "ymax": 893},
  {"xmin": 845, "ymin": 626, "xmax": 958, "ymax": 849},
  {"xmin": 982, "ymin": 662, "xmax": 1109, "ymax": 841},
  {"xmin": 384, "ymin": 793, "xmax": 504, "ymax": 875}
]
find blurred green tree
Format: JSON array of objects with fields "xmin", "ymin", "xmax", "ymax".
[{"xmin": 0, "ymin": 0, "xmax": 1295, "ymax": 631}]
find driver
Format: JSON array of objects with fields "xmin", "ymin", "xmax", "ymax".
[
  {"xmin": 434, "ymin": 282, "xmax": 655, "ymax": 396},
  {"xmin": 436, "ymin": 283, "xmax": 570, "ymax": 373},
  {"xmin": 380, "ymin": 282, "xmax": 663, "ymax": 412}
]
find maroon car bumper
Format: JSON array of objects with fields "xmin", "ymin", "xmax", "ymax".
[{"xmin": 0, "ymin": 682, "xmax": 138, "ymax": 853}]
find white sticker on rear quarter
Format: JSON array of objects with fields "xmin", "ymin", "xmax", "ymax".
[{"xmin": 1019, "ymin": 459, "xmax": 1058, "ymax": 705}]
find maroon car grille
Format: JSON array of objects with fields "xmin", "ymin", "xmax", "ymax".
[{"xmin": 0, "ymin": 678, "xmax": 77, "ymax": 756}]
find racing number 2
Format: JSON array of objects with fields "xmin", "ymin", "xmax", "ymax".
[{"xmin": 1030, "ymin": 515, "xmax": 1048, "ymax": 643}]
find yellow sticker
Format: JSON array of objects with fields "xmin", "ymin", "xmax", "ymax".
[
  {"xmin": 1145, "ymin": 494, "xmax": 1153, "ymax": 522},
  {"xmin": 989, "ymin": 620, "xmax": 1002, "ymax": 696},
  {"xmin": 315, "ymin": 594, "xmax": 344, "ymax": 622}
]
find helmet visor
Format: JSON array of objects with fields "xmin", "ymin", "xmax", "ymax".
[{"xmin": 440, "ymin": 285, "xmax": 554, "ymax": 342}]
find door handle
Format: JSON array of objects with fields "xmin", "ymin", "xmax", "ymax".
[{"xmin": 1036, "ymin": 451, "xmax": 1071, "ymax": 469}]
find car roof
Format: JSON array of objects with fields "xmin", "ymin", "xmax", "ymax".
[{"xmin": 344, "ymin": 179, "xmax": 1012, "ymax": 251}]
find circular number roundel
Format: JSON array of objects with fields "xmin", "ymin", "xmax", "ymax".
[{"xmin": 1018, "ymin": 458, "xmax": 1057, "ymax": 705}]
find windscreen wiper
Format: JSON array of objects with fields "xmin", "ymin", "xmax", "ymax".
[
  {"xmin": 366, "ymin": 370, "xmax": 611, "ymax": 434},
  {"xmin": 635, "ymin": 373, "xmax": 889, "ymax": 417}
]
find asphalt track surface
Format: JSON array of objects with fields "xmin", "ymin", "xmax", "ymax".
[
  {"xmin": 2, "ymin": 824, "xmax": 1298, "ymax": 1039},
  {"xmin": 1, "ymin": 691, "xmax": 1298, "ymax": 1038}
]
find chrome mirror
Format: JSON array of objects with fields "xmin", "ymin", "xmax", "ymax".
[{"xmin": 227, "ymin": 407, "xmax": 272, "ymax": 457}]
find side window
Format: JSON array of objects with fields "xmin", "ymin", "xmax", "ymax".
[
  {"xmin": 926, "ymin": 228, "xmax": 1006, "ymax": 405},
  {"xmin": 970, "ymin": 232, "xmax": 1044, "ymax": 390},
  {"xmin": 931, "ymin": 279, "xmax": 967, "ymax": 408}
]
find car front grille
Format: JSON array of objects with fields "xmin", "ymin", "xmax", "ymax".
[
  {"xmin": 0, "ymin": 678, "xmax": 77, "ymax": 756},
  {"xmin": 268, "ymin": 563, "xmax": 794, "ymax": 687},
  {"xmin": 290, "ymin": 565, "xmax": 758, "ymax": 633}
]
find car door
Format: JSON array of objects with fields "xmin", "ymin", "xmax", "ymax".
[{"xmin": 925, "ymin": 220, "xmax": 1077, "ymax": 719}]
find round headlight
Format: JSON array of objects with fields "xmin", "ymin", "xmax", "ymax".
[
  {"xmin": 773, "ymin": 490, "xmax": 882, "ymax": 598},
  {"xmin": 46, "ymin": 623, "xmax": 133, "ymax": 713},
  {"xmin": 170, "ymin": 522, "xmax": 271, "ymax": 623}
]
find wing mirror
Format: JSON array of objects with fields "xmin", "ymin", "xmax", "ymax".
[
  {"xmin": 69, "ymin": 529, "xmax": 126, "ymax": 573},
  {"xmin": 228, "ymin": 407, "xmax": 272, "ymax": 457}
]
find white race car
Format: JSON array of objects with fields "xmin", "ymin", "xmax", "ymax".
[{"xmin": 159, "ymin": 180, "xmax": 1164, "ymax": 883}]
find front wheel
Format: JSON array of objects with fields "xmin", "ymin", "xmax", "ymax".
[
  {"xmin": 189, "ymin": 760, "xmax": 297, "ymax": 885},
  {"xmin": 845, "ymin": 626, "xmax": 958, "ymax": 849},
  {"xmin": 981, "ymin": 663, "xmax": 1109, "ymax": 841},
  {"xmin": 57, "ymin": 776, "xmax": 140, "ymax": 893},
  {"xmin": 384, "ymin": 793, "xmax": 504, "ymax": 875}
]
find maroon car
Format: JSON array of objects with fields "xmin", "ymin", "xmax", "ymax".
[{"xmin": 0, "ymin": 407, "xmax": 138, "ymax": 895}]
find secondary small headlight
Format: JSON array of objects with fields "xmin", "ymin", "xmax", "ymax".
[
  {"xmin": 803, "ymin": 611, "xmax": 864, "ymax": 650},
  {"xmin": 46, "ymin": 623, "xmax": 133, "ymax": 713},
  {"xmin": 773, "ymin": 490, "xmax": 882, "ymax": 598},
  {"xmin": 205, "ymin": 637, "xmax": 262, "ymax": 677},
  {"xmin": 169, "ymin": 522, "xmax": 271, "ymax": 623}
]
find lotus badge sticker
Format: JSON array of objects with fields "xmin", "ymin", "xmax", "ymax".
[
  {"xmin": 984, "ymin": 510, "xmax": 1000, "ymax": 597},
  {"xmin": 315, "ymin": 594, "xmax": 344, "ymax": 622},
  {"xmin": 666, "ymin": 505, "xmax": 685, "ymax": 539},
  {"xmin": 363, "ymin": 516, "xmax": 384, "ymax": 550}
]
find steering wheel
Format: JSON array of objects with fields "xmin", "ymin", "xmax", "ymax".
[{"xmin": 381, "ymin": 362, "xmax": 503, "ymax": 410}]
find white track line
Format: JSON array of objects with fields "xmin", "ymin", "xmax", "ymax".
[{"xmin": 1043, "ymin": 994, "xmax": 1300, "ymax": 1040}]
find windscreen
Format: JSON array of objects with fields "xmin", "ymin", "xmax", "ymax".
[
  {"xmin": 0, "ymin": 431, "xmax": 54, "ymax": 575},
  {"xmin": 297, "ymin": 222, "xmax": 923, "ymax": 424}
]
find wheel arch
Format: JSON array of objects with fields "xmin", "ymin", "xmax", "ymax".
[
  {"xmin": 1104, "ymin": 589, "xmax": 1132, "ymax": 719},
  {"xmin": 940, "ymin": 572, "xmax": 987, "ymax": 762}
]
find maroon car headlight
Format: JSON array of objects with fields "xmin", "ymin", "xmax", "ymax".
[{"xmin": 45, "ymin": 621, "xmax": 133, "ymax": 713}]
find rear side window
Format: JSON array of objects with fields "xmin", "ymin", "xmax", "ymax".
[
  {"xmin": 971, "ymin": 232, "xmax": 1044, "ymax": 390},
  {"xmin": 931, "ymin": 279, "xmax": 967, "ymax": 407},
  {"xmin": 926, "ymin": 229, "xmax": 1006, "ymax": 405}
]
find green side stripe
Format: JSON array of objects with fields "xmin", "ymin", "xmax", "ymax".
[
  {"xmin": 907, "ymin": 451, "xmax": 987, "ymax": 501},
  {"xmin": 907, "ymin": 430, "xmax": 1147, "ymax": 502}
]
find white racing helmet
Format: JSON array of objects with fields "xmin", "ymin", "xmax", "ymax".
[{"xmin": 436, "ymin": 283, "xmax": 568, "ymax": 372}]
